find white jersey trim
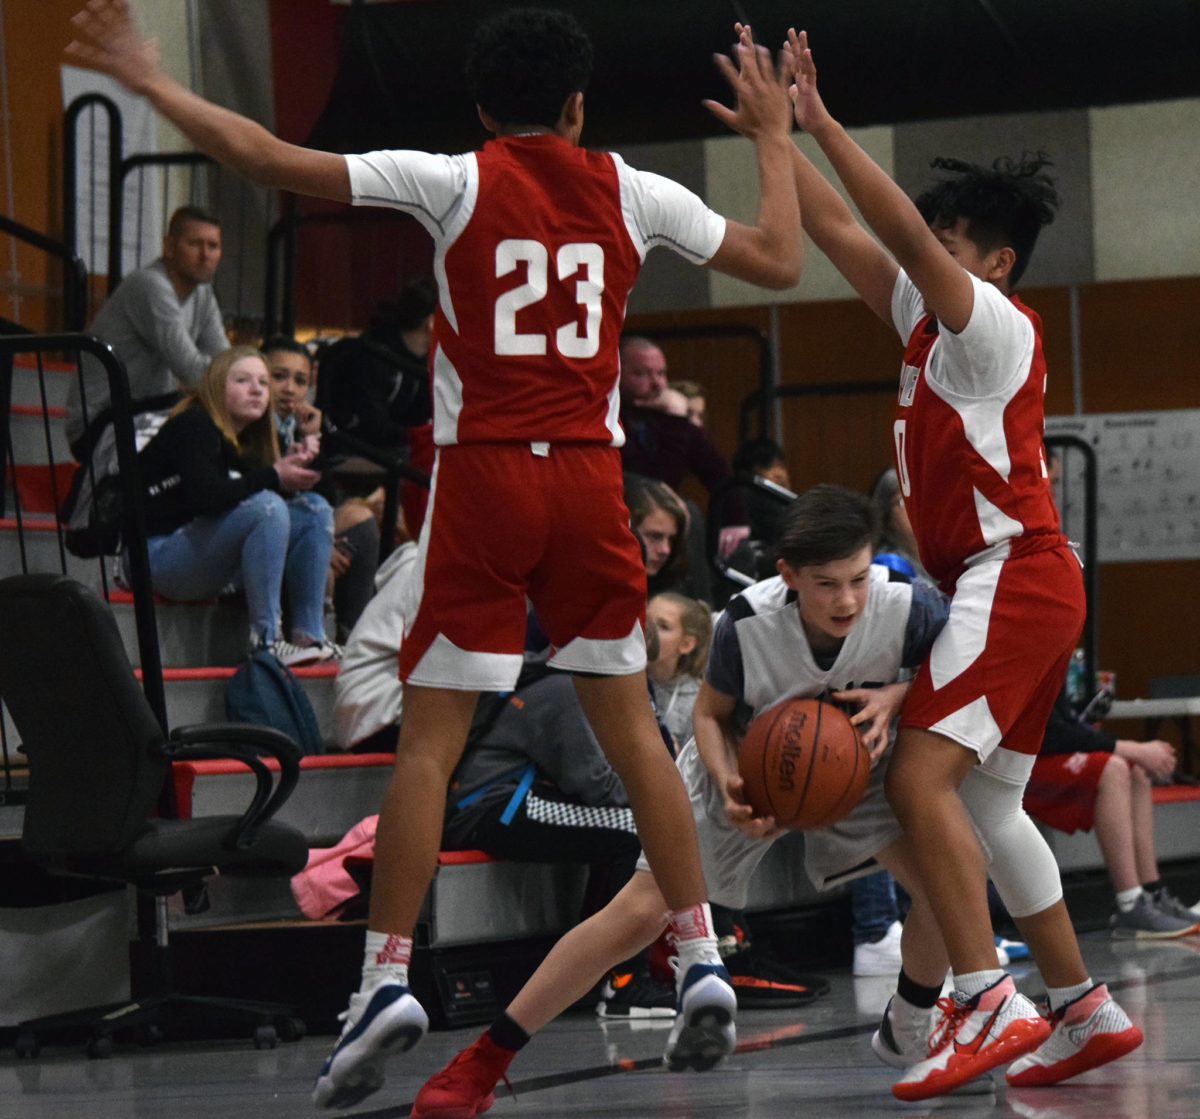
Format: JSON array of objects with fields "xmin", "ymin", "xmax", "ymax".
[
  {"xmin": 613, "ymin": 154, "xmax": 726, "ymax": 265},
  {"xmin": 928, "ymin": 558, "xmax": 1001, "ymax": 690}
]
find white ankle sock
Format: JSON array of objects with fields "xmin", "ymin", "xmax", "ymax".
[
  {"xmin": 1115, "ymin": 886, "xmax": 1144, "ymax": 913},
  {"xmin": 1047, "ymin": 979, "xmax": 1093, "ymax": 1014},
  {"xmin": 955, "ymin": 969, "xmax": 1006, "ymax": 998},
  {"xmin": 668, "ymin": 902, "xmax": 721, "ymax": 970},
  {"xmin": 361, "ymin": 930, "xmax": 412, "ymax": 992}
]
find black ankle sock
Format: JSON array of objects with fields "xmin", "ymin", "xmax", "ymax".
[
  {"xmin": 487, "ymin": 1012, "xmax": 530, "ymax": 1053},
  {"xmin": 1143, "ymin": 878, "xmax": 1164, "ymax": 895},
  {"xmin": 896, "ymin": 968, "xmax": 941, "ymax": 1010}
]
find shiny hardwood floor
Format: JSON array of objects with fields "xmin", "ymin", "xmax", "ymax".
[{"xmin": 2, "ymin": 928, "xmax": 1198, "ymax": 1119}]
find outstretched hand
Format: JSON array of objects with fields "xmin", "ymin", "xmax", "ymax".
[
  {"xmin": 703, "ymin": 23, "xmax": 794, "ymax": 141},
  {"xmin": 783, "ymin": 28, "xmax": 829, "ymax": 135},
  {"xmin": 66, "ymin": 0, "xmax": 161, "ymax": 94}
]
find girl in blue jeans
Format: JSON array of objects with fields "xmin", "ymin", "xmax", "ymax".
[{"xmin": 133, "ymin": 345, "xmax": 338, "ymax": 666}]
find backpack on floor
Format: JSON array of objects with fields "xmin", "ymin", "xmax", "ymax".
[{"xmin": 225, "ymin": 650, "xmax": 325, "ymax": 756}]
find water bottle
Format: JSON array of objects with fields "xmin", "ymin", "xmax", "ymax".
[{"xmin": 1066, "ymin": 648, "xmax": 1087, "ymax": 711}]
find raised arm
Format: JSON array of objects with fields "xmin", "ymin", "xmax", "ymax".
[
  {"xmin": 787, "ymin": 29, "xmax": 975, "ymax": 333},
  {"xmin": 702, "ymin": 27, "xmax": 803, "ymax": 290},
  {"xmin": 67, "ymin": 0, "xmax": 350, "ymax": 203},
  {"xmin": 789, "ymin": 147, "xmax": 898, "ymax": 323}
]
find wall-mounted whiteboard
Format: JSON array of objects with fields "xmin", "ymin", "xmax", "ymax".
[{"xmin": 1045, "ymin": 410, "xmax": 1200, "ymax": 563}]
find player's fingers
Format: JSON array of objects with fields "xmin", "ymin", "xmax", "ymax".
[
  {"xmin": 87, "ymin": 0, "xmax": 122, "ymax": 33},
  {"xmin": 64, "ymin": 41, "xmax": 100, "ymax": 65},
  {"xmin": 701, "ymin": 99, "xmax": 740, "ymax": 132},
  {"xmin": 711, "ymin": 50, "xmax": 740, "ymax": 89}
]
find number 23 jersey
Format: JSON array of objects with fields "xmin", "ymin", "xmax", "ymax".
[{"xmin": 346, "ymin": 134, "xmax": 725, "ymax": 447}]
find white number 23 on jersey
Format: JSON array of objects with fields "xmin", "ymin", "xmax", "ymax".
[{"xmin": 494, "ymin": 239, "xmax": 604, "ymax": 359}]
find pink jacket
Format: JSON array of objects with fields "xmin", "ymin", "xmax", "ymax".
[{"xmin": 290, "ymin": 814, "xmax": 378, "ymax": 919}]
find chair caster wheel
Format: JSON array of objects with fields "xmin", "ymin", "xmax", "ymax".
[
  {"xmin": 15, "ymin": 1031, "xmax": 39, "ymax": 1058},
  {"xmin": 137, "ymin": 1024, "xmax": 165, "ymax": 1047},
  {"xmin": 254, "ymin": 1025, "xmax": 278, "ymax": 1050},
  {"xmin": 277, "ymin": 1016, "xmax": 306, "ymax": 1042},
  {"xmin": 87, "ymin": 1035, "xmax": 114, "ymax": 1059}
]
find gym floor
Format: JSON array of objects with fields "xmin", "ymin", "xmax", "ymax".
[{"xmin": 1, "ymin": 927, "xmax": 1198, "ymax": 1119}]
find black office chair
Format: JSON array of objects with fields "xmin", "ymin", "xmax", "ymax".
[{"xmin": 0, "ymin": 573, "xmax": 311, "ymax": 1057}]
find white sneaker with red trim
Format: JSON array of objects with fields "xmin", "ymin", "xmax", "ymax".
[
  {"xmin": 892, "ymin": 975, "xmax": 1050, "ymax": 1101},
  {"xmin": 1005, "ymin": 983, "xmax": 1143, "ymax": 1087}
]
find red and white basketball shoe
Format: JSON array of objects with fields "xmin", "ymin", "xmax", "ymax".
[
  {"xmin": 1005, "ymin": 983, "xmax": 1143, "ymax": 1087},
  {"xmin": 892, "ymin": 975, "xmax": 1050, "ymax": 1101}
]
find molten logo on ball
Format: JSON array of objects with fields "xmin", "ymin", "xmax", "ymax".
[
  {"xmin": 775, "ymin": 714, "xmax": 809, "ymax": 792},
  {"xmin": 738, "ymin": 697, "xmax": 870, "ymax": 830}
]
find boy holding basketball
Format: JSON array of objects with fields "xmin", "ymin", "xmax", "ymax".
[
  {"xmin": 410, "ymin": 484, "xmax": 962, "ymax": 1117},
  {"xmin": 779, "ymin": 27, "xmax": 1142, "ymax": 1100},
  {"xmin": 66, "ymin": 4, "xmax": 804, "ymax": 1109}
]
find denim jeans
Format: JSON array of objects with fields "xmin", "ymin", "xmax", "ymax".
[
  {"xmin": 143, "ymin": 489, "xmax": 333, "ymax": 645},
  {"xmin": 849, "ymin": 869, "xmax": 899, "ymax": 946}
]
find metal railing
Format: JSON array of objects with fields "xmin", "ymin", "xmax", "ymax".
[
  {"xmin": 0, "ymin": 335, "xmax": 166, "ymax": 740},
  {"xmin": 63, "ymin": 93, "xmax": 267, "ymax": 319},
  {"xmin": 0, "ymin": 216, "xmax": 88, "ymax": 334}
]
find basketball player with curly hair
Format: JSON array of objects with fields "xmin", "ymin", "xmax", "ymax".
[{"xmin": 779, "ymin": 26, "xmax": 1142, "ymax": 1101}]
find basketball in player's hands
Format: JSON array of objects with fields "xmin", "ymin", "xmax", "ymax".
[{"xmin": 738, "ymin": 698, "xmax": 869, "ymax": 829}]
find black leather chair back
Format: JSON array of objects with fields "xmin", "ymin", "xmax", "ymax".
[{"xmin": 0, "ymin": 574, "xmax": 167, "ymax": 858}]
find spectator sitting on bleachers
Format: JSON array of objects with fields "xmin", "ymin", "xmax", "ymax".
[
  {"xmin": 620, "ymin": 336, "xmax": 738, "ymax": 604},
  {"xmin": 624, "ymin": 475, "xmax": 690, "ymax": 598},
  {"xmin": 723, "ymin": 436, "xmax": 794, "ymax": 583},
  {"xmin": 618, "ymin": 337, "xmax": 731, "ymax": 493},
  {"xmin": 646, "ymin": 591, "xmax": 713, "ymax": 749},
  {"xmin": 869, "ymin": 467, "xmax": 934, "ymax": 587},
  {"xmin": 65, "ymin": 205, "xmax": 230, "ymax": 460},
  {"xmin": 132, "ymin": 345, "xmax": 339, "ymax": 667},
  {"xmin": 670, "ymin": 379, "xmax": 707, "ymax": 428},
  {"xmin": 264, "ymin": 335, "xmax": 380, "ymax": 641},
  {"xmin": 316, "ymin": 278, "xmax": 436, "ymax": 455},
  {"xmin": 1024, "ymin": 689, "xmax": 1199, "ymax": 938}
]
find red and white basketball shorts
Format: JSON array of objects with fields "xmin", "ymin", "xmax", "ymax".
[
  {"xmin": 1023, "ymin": 751, "xmax": 1110, "ymax": 834},
  {"xmin": 900, "ymin": 542, "xmax": 1085, "ymax": 764},
  {"xmin": 398, "ymin": 443, "xmax": 647, "ymax": 690}
]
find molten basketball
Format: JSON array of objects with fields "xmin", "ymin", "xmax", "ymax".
[{"xmin": 738, "ymin": 698, "xmax": 869, "ymax": 830}]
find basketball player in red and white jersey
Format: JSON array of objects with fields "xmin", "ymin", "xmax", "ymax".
[
  {"xmin": 774, "ymin": 28, "xmax": 1142, "ymax": 1102},
  {"xmin": 66, "ymin": 3, "xmax": 803, "ymax": 1109}
]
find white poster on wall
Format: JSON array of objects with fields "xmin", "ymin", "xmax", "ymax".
[
  {"xmin": 60, "ymin": 65, "xmax": 160, "ymax": 277},
  {"xmin": 1045, "ymin": 410, "xmax": 1200, "ymax": 562}
]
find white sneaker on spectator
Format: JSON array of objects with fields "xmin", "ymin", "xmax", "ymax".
[
  {"xmin": 1111, "ymin": 891, "xmax": 1198, "ymax": 938},
  {"xmin": 853, "ymin": 920, "xmax": 903, "ymax": 977},
  {"xmin": 269, "ymin": 638, "xmax": 337, "ymax": 667},
  {"xmin": 1151, "ymin": 887, "xmax": 1200, "ymax": 930}
]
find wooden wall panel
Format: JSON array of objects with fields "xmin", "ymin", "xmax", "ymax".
[
  {"xmin": 1, "ymin": 0, "xmax": 81, "ymax": 330},
  {"xmin": 1078, "ymin": 278, "xmax": 1200, "ymax": 412}
]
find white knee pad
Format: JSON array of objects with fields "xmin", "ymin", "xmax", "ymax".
[{"xmin": 958, "ymin": 764, "xmax": 1063, "ymax": 919}]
